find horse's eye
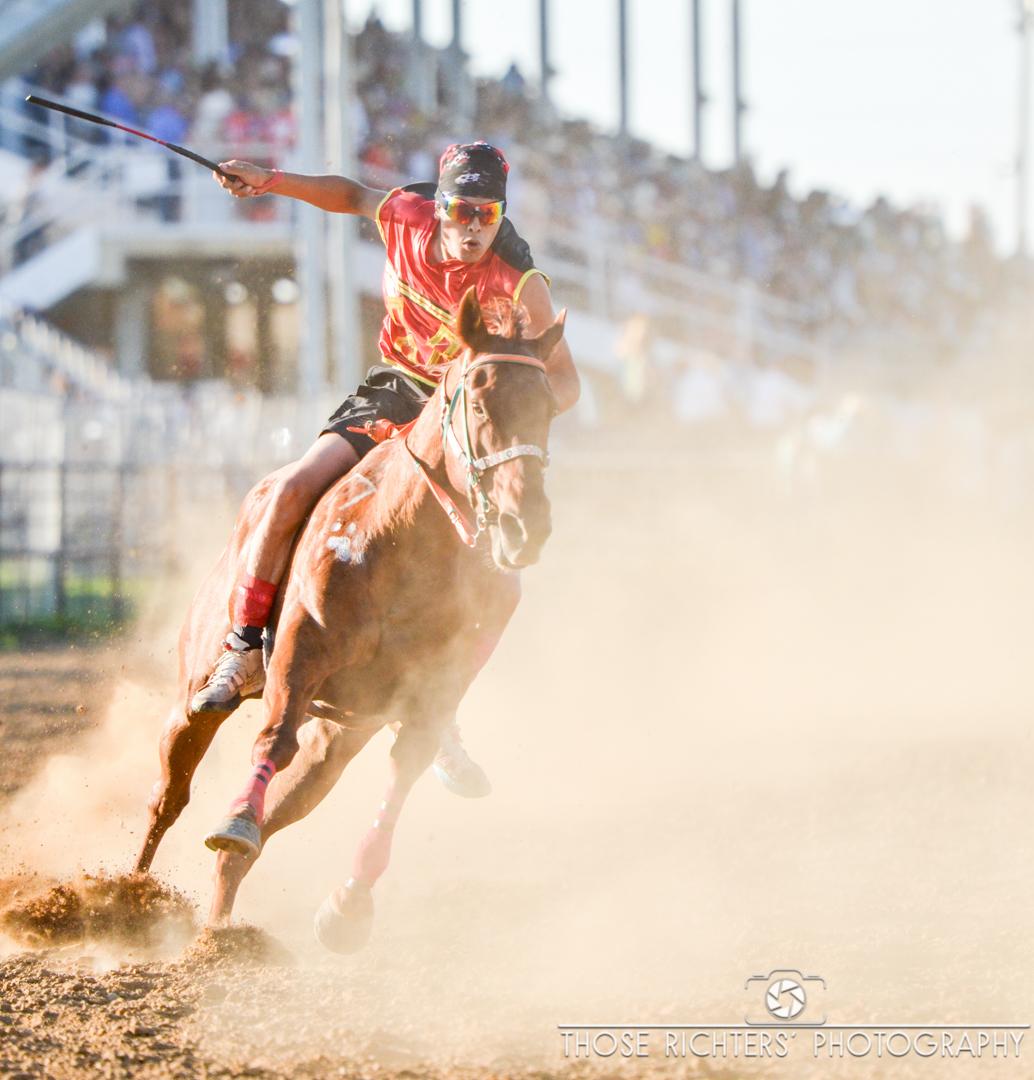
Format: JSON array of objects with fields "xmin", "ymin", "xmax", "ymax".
[{"xmin": 472, "ymin": 401, "xmax": 487, "ymax": 419}]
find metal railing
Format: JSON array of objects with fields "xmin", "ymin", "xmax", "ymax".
[
  {"xmin": 0, "ymin": 91, "xmax": 293, "ymax": 275},
  {"xmin": 1, "ymin": 85, "xmax": 826, "ymax": 376},
  {"xmin": 0, "ymin": 0, "xmax": 133, "ymax": 82},
  {"xmin": 0, "ymin": 458, "xmax": 226, "ymax": 626},
  {"xmin": 0, "ymin": 300, "xmax": 134, "ymax": 401}
]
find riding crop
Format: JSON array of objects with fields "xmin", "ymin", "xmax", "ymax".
[{"xmin": 25, "ymin": 94, "xmax": 231, "ymax": 179}]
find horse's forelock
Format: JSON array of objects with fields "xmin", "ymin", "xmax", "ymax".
[{"xmin": 480, "ymin": 299, "xmax": 528, "ymax": 342}]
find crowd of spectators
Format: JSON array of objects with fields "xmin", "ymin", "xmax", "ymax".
[
  {"xmin": 11, "ymin": 0, "xmax": 1020, "ymax": 356},
  {"xmin": 26, "ymin": 6, "xmax": 295, "ymax": 158}
]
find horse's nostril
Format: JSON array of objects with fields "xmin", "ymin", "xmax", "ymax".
[{"xmin": 499, "ymin": 512, "xmax": 527, "ymax": 551}]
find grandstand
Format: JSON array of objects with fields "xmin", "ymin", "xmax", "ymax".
[
  {"xmin": 0, "ymin": 0, "xmax": 1030, "ymax": 624},
  {"xmin": 4, "ymin": 0, "xmax": 1010, "ymax": 392}
]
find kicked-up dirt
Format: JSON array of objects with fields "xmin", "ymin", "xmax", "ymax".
[{"xmin": 1, "ymin": 448, "xmax": 1032, "ymax": 1079}]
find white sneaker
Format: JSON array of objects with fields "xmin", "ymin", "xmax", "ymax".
[
  {"xmin": 432, "ymin": 723, "xmax": 492, "ymax": 798},
  {"xmin": 190, "ymin": 632, "xmax": 266, "ymax": 713}
]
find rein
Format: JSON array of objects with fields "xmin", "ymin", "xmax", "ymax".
[{"xmin": 404, "ymin": 352, "xmax": 550, "ymax": 548}]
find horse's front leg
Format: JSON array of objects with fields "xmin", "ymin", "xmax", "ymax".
[
  {"xmin": 208, "ymin": 717, "xmax": 378, "ymax": 926},
  {"xmin": 314, "ymin": 721, "xmax": 440, "ymax": 953},
  {"xmin": 203, "ymin": 611, "xmax": 330, "ymax": 858}
]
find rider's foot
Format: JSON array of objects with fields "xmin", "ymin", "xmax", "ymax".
[
  {"xmin": 433, "ymin": 724, "xmax": 492, "ymax": 798},
  {"xmin": 190, "ymin": 631, "xmax": 265, "ymax": 714}
]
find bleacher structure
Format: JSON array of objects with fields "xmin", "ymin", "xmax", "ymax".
[
  {"xmin": 0, "ymin": 0, "xmax": 134, "ymax": 83},
  {"xmin": 0, "ymin": 0, "xmax": 827, "ymax": 624}
]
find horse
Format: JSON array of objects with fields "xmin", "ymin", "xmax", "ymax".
[{"xmin": 133, "ymin": 287, "xmax": 565, "ymax": 950}]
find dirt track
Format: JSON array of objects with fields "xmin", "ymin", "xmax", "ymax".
[{"xmin": 1, "ymin": 444, "xmax": 1033, "ymax": 1079}]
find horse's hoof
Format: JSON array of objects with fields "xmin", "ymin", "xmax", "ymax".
[
  {"xmin": 433, "ymin": 759, "xmax": 492, "ymax": 799},
  {"xmin": 313, "ymin": 883, "xmax": 373, "ymax": 954},
  {"xmin": 204, "ymin": 813, "xmax": 261, "ymax": 858},
  {"xmin": 189, "ymin": 694, "xmax": 242, "ymax": 716}
]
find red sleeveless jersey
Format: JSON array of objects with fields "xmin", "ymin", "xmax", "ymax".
[{"xmin": 374, "ymin": 186, "xmax": 547, "ymax": 386}]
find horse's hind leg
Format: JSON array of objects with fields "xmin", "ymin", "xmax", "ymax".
[
  {"xmin": 134, "ymin": 705, "xmax": 225, "ymax": 873},
  {"xmin": 208, "ymin": 717, "xmax": 377, "ymax": 926},
  {"xmin": 314, "ymin": 722, "xmax": 439, "ymax": 954}
]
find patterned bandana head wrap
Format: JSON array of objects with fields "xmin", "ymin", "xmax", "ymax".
[{"xmin": 436, "ymin": 141, "xmax": 509, "ymax": 201}]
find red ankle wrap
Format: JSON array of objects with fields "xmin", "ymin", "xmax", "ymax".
[{"xmin": 233, "ymin": 574, "xmax": 277, "ymax": 628}]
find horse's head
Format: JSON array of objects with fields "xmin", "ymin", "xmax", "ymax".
[{"xmin": 439, "ymin": 286, "xmax": 566, "ymax": 571}]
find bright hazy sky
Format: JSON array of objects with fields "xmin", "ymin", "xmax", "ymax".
[{"xmin": 347, "ymin": 0, "xmax": 1031, "ymax": 251}]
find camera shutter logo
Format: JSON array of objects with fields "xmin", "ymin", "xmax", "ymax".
[{"xmin": 766, "ymin": 978, "xmax": 807, "ymax": 1020}]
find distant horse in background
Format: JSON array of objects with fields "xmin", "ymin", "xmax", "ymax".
[{"xmin": 134, "ymin": 287, "xmax": 565, "ymax": 951}]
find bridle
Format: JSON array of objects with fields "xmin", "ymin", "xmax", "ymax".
[{"xmin": 404, "ymin": 351, "xmax": 551, "ymax": 547}]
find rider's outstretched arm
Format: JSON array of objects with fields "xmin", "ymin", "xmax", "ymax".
[{"xmin": 214, "ymin": 159, "xmax": 386, "ymax": 219}]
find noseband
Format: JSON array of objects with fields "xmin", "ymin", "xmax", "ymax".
[{"xmin": 405, "ymin": 351, "xmax": 551, "ymax": 547}]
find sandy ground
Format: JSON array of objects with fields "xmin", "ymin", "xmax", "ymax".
[{"xmin": 0, "ymin": 429, "xmax": 1032, "ymax": 1079}]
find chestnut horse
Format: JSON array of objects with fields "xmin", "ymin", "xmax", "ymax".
[{"xmin": 133, "ymin": 288, "xmax": 565, "ymax": 950}]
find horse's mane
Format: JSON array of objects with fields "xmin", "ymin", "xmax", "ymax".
[{"xmin": 480, "ymin": 299, "xmax": 529, "ymax": 342}]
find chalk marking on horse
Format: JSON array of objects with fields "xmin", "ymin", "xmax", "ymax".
[{"xmin": 338, "ymin": 472, "xmax": 377, "ymax": 510}]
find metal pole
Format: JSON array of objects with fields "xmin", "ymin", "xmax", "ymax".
[
  {"xmin": 730, "ymin": 0, "xmax": 747, "ymax": 163},
  {"xmin": 732, "ymin": 0, "xmax": 744, "ymax": 163},
  {"xmin": 1018, "ymin": 1, "xmax": 1032, "ymax": 257},
  {"xmin": 691, "ymin": 0, "xmax": 704, "ymax": 160},
  {"xmin": 449, "ymin": 0, "xmax": 475, "ymax": 125},
  {"xmin": 56, "ymin": 428, "xmax": 67, "ymax": 620},
  {"xmin": 324, "ymin": 0, "xmax": 363, "ymax": 393},
  {"xmin": 192, "ymin": 0, "xmax": 228, "ymax": 64},
  {"xmin": 539, "ymin": 0, "xmax": 551, "ymax": 105},
  {"xmin": 111, "ymin": 466, "xmax": 125, "ymax": 623},
  {"xmin": 452, "ymin": 0, "xmax": 463, "ymax": 52},
  {"xmin": 617, "ymin": 0, "xmax": 629, "ymax": 137},
  {"xmin": 295, "ymin": 0, "xmax": 327, "ymax": 400},
  {"xmin": 409, "ymin": 0, "xmax": 433, "ymax": 104}
]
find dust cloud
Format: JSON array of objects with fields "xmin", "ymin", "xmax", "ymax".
[{"xmin": 1, "ymin": 347, "xmax": 1032, "ymax": 1079}]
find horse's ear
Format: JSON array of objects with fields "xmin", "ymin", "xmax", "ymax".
[
  {"xmin": 457, "ymin": 287, "xmax": 490, "ymax": 352},
  {"xmin": 530, "ymin": 307, "xmax": 567, "ymax": 361}
]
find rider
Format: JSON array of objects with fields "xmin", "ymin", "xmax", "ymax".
[{"xmin": 191, "ymin": 141, "xmax": 580, "ymax": 793}]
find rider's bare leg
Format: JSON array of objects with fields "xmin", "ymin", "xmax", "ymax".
[
  {"xmin": 241, "ymin": 433, "xmax": 360, "ymax": 588},
  {"xmin": 191, "ymin": 433, "xmax": 360, "ymax": 713}
]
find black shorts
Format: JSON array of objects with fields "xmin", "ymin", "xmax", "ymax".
[{"xmin": 321, "ymin": 365, "xmax": 432, "ymax": 459}]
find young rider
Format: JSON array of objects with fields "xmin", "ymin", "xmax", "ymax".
[{"xmin": 193, "ymin": 141, "xmax": 580, "ymax": 794}]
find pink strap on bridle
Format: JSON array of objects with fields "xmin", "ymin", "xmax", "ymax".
[
  {"xmin": 464, "ymin": 353, "xmax": 547, "ymax": 373},
  {"xmin": 403, "ymin": 442, "xmax": 482, "ymax": 547}
]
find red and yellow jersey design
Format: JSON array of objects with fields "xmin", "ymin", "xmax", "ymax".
[{"xmin": 374, "ymin": 186, "xmax": 547, "ymax": 386}]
